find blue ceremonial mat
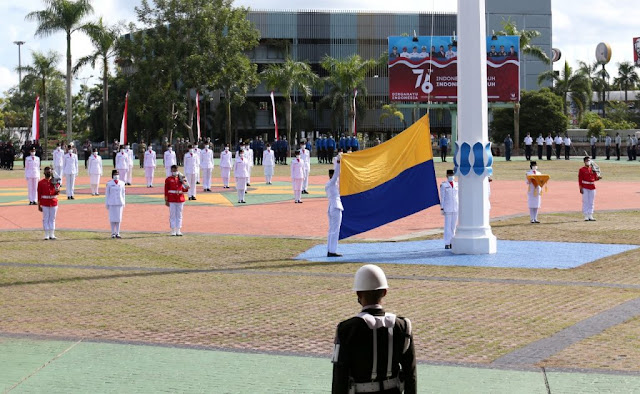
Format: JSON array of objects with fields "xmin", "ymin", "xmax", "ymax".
[{"xmin": 295, "ymin": 240, "xmax": 639, "ymax": 269}]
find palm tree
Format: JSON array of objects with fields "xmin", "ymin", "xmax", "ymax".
[
  {"xmin": 579, "ymin": 60, "xmax": 610, "ymax": 116},
  {"xmin": 496, "ymin": 17, "xmax": 550, "ymax": 64},
  {"xmin": 261, "ymin": 58, "xmax": 320, "ymax": 144},
  {"xmin": 26, "ymin": 0, "xmax": 94, "ymax": 143},
  {"xmin": 379, "ymin": 103, "xmax": 405, "ymax": 139},
  {"xmin": 18, "ymin": 50, "xmax": 64, "ymax": 157},
  {"xmin": 73, "ymin": 17, "xmax": 119, "ymax": 144},
  {"xmin": 321, "ymin": 54, "xmax": 377, "ymax": 135},
  {"xmin": 538, "ymin": 61, "xmax": 591, "ymax": 120},
  {"xmin": 613, "ymin": 61, "xmax": 640, "ymax": 102}
]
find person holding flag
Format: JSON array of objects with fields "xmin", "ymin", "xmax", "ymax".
[
  {"xmin": 38, "ymin": 167, "xmax": 60, "ymax": 240},
  {"xmin": 164, "ymin": 164, "xmax": 189, "ymax": 236},
  {"xmin": 440, "ymin": 169, "xmax": 458, "ymax": 249},
  {"xmin": 326, "ymin": 156, "xmax": 343, "ymax": 257}
]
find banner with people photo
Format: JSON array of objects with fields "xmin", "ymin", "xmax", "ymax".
[
  {"xmin": 388, "ymin": 35, "xmax": 520, "ymax": 103},
  {"xmin": 634, "ymin": 37, "xmax": 640, "ymax": 67}
]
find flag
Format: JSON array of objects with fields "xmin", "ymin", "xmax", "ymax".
[
  {"xmin": 339, "ymin": 115, "xmax": 440, "ymax": 239},
  {"xmin": 270, "ymin": 91, "xmax": 278, "ymax": 140},
  {"xmin": 352, "ymin": 89, "xmax": 357, "ymax": 136},
  {"xmin": 119, "ymin": 92, "xmax": 128, "ymax": 145},
  {"xmin": 196, "ymin": 92, "xmax": 201, "ymax": 141},
  {"xmin": 31, "ymin": 96, "xmax": 40, "ymax": 142}
]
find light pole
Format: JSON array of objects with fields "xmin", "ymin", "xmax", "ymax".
[{"xmin": 13, "ymin": 41, "xmax": 26, "ymax": 95}]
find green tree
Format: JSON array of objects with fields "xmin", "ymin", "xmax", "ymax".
[
  {"xmin": 613, "ymin": 61, "xmax": 640, "ymax": 102},
  {"xmin": 379, "ymin": 103, "xmax": 405, "ymax": 139},
  {"xmin": 26, "ymin": 0, "xmax": 94, "ymax": 143},
  {"xmin": 538, "ymin": 60, "xmax": 591, "ymax": 119},
  {"xmin": 261, "ymin": 58, "xmax": 319, "ymax": 144},
  {"xmin": 73, "ymin": 17, "xmax": 119, "ymax": 144},
  {"xmin": 578, "ymin": 60, "xmax": 610, "ymax": 116},
  {"xmin": 496, "ymin": 17, "xmax": 550, "ymax": 64}
]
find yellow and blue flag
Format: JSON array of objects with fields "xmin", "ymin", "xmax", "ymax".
[{"xmin": 339, "ymin": 115, "xmax": 440, "ymax": 239}]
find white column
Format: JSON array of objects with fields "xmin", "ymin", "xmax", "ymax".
[{"xmin": 452, "ymin": 0, "xmax": 497, "ymax": 254}]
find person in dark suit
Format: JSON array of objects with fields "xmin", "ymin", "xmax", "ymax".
[{"xmin": 332, "ymin": 264, "xmax": 417, "ymax": 394}]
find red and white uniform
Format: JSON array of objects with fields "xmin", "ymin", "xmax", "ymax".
[
  {"xmin": 38, "ymin": 178, "xmax": 59, "ymax": 237},
  {"xmin": 579, "ymin": 166, "xmax": 599, "ymax": 219},
  {"xmin": 165, "ymin": 175, "xmax": 189, "ymax": 233}
]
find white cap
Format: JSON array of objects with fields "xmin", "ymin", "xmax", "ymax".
[{"xmin": 353, "ymin": 264, "xmax": 389, "ymax": 291}]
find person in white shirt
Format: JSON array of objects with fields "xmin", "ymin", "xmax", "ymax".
[
  {"xmin": 87, "ymin": 148, "xmax": 103, "ymax": 196},
  {"xmin": 615, "ymin": 133, "xmax": 622, "ymax": 160},
  {"xmin": 326, "ymin": 158, "xmax": 344, "ymax": 257},
  {"xmin": 299, "ymin": 141, "xmax": 311, "ymax": 194},
  {"xmin": 105, "ymin": 169, "xmax": 126, "ymax": 238},
  {"xmin": 24, "ymin": 147, "xmax": 40, "ymax": 205},
  {"xmin": 193, "ymin": 145, "xmax": 202, "ymax": 185},
  {"xmin": 544, "ymin": 134, "xmax": 553, "ymax": 160},
  {"xmin": 536, "ymin": 134, "xmax": 544, "ymax": 160},
  {"xmin": 291, "ymin": 150, "xmax": 305, "ymax": 203},
  {"xmin": 563, "ymin": 135, "xmax": 571, "ymax": 160},
  {"xmin": 220, "ymin": 144, "xmax": 233, "ymax": 188},
  {"xmin": 63, "ymin": 145, "xmax": 79, "ymax": 199},
  {"xmin": 234, "ymin": 149, "xmax": 249, "ymax": 203},
  {"xmin": 200, "ymin": 143, "xmax": 214, "ymax": 192},
  {"xmin": 263, "ymin": 143, "xmax": 275, "ymax": 184},
  {"xmin": 554, "ymin": 134, "xmax": 563, "ymax": 160},
  {"xmin": 604, "ymin": 135, "xmax": 612, "ymax": 160},
  {"xmin": 439, "ymin": 169, "xmax": 458, "ymax": 249},
  {"xmin": 115, "ymin": 146, "xmax": 131, "ymax": 188},
  {"xmin": 52, "ymin": 143, "xmax": 65, "ymax": 185},
  {"xmin": 523, "ymin": 133, "xmax": 533, "ymax": 161},
  {"xmin": 163, "ymin": 145, "xmax": 177, "ymax": 177},
  {"xmin": 123, "ymin": 144, "xmax": 134, "ymax": 185},
  {"xmin": 144, "ymin": 145, "xmax": 157, "ymax": 187},
  {"xmin": 590, "ymin": 135, "xmax": 598, "ymax": 160},
  {"xmin": 525, "ymin": 161, "xmax": 542, "ymax": 224},
  {"xmin": 183, "ymin": 144, "xmax": 198, "ymax": 200},
  {"xmin": 244, "ymin": 143, "xmax": 254, "ymax": 186}
]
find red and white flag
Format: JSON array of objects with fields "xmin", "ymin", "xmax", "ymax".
[
  {"xmin": 119, "ymin": 92, "xmax": 128, "ymax": 145},
  {"xmin": 31, "ymin": 96, "xmax": 40, "ymax": 142},
  {"xmin": 270, "ymin": 91, "xmax": 278, "ymax": 140},
  {"xmin": 352, "ymin": 89, "xmax": 358, "ymax": 136},
  {"xmin": 196, "ymin": 92, "xmax": 201, "ymax": 141}
]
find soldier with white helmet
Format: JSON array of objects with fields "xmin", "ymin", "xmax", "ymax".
[{"xmin": 332, "ymin": 264, "xmax": 417, "ymax": 394}]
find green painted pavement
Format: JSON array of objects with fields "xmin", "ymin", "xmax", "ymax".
[{"xmin": 2, "ymin": 337, "xmax": 639, "ymax": 393}]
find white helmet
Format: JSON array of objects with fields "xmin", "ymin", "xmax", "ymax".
[{"xmin": 353, "ymin": 264, "xmax": 389, "ymax": 291}]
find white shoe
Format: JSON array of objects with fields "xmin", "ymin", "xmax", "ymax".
[
  {"xmin": 584, "ymin": 216, "xmax": 590, "ymax": 221},
  {"xmin": 50, "ymin": 232, "xmax": 57, "ymax": 240},
  {"xmin": 176, "ymin": 230, "xmax": 183, "ymax": 236},
  {"xmin": 44, "ymin": 232, "xmax": 50, "ymax": 240},
  {"xmin": 170, "ymin": 228, "xmax": 177, "ymax": 236}
]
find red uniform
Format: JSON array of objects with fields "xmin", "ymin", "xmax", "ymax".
[
  {"xmin": 37, "ymin": 178, "xmax": 59, "ymax": 207},
  {"xmin": 578, "ymin": 166, "xmax": 598, "ymax": 190},
  {"xmin": 165, "ymin": 176, "xmax": 188, "ymax": 203}
]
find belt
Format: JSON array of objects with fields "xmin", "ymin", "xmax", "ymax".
[
  {"xmin": 168, "ymin": 190, "xmax": 184, "ymax": 194},
  {"xmin": 41, "ymin": 195, "xmax": 57, "ymax": 199},
  {"xmin": 353, "ymin": 377, "xmax": 401, "ymax": 393},
  {"xmin": 581, "ymin": 181, "xmax": 594, "ymax": 185}
]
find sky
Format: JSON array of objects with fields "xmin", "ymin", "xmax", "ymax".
[{"xmin": 1, "ymin": 0, "xmax": 639, "ymax": 98}]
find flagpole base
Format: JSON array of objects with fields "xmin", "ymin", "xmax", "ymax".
[{"xmin": 451, "ymin": 228, "xmax": 497, "ymax": 255}]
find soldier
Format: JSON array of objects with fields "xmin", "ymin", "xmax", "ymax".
[
  {"xmin": 234, "ymin": 149, "xmax": 249, "ymax": 203},
  {"xmin": 263, "ymin": 143, "xmax": 275, "ymax": 184},
  {"xmin": 579, "ymin": 156, "xmax": 601, "ymax": 221},
  {"xmin": 604, "ymin": 135, "xmax": 612, "ymax": 160},
  {"xmin": 163, "ymin": 144, "xmax": 177, "ymax": 177},
  {"xmin": 124, "ymin": 143, "xmax": 134, "ymax": 185},
  {"xmin": 111, "ymin": 139, "xmax": 119, "ymax": 167},
  {"xmin": 256, "ymin": 136, "xmax": 264, "ymax": 165},
  {"xmin": 326, "ymin": 157, "xmax": 343, "ymax": 257},
  {"xmin": 439, "ymin": 134, "xmax": 449, "ymax": 162},
  {"xmin": 331, "ymin": 264, "xmax": 417, "ymax": 394},
  {"xmin": 105, "ymin": 169, "xmax": 126, "ymax": 239},
  {"xmin": 440, "ymin": 169, "xmax": 458, "ymax": 249},
  {"xmin": 138, "ymin": 139, "xmax": 147, "ymax": 168},
  {"xmin": 545, "ymin": 133, "xmax": 553, "ymax": 160},
  {"xmin": 200, "ymin": 142, "xmax": 214, "ymax": 192},
  {"xmin": 282, "ymin": 136, "xmax": 289, "ymax": 164},
  {"xmin": 327, "ymin": 135, "xmax": 336, "ymax": 163},
  {"xmin": 82, "ymin": 139, "xmax": 92, "ymax": 169},
  {"xmin": 5, "ymin": 141, "xmax": 15, "ymax": 170},
  {"xmin": 220, "ymin": 144, "xmax": 233, "ymax": 188},
  {"xmin": 291, "ymin": 150, "xmax": 304, "ymax": 203},
  {"xmin": 299, "ymin": 141, "xmax": 311, "ymax": 194},
  {"xmin": 317, "ymin": 136, "xmax": 325, "ymax": 164},
  {"xmin": 184, "ymin": 144, "xmax": 198, "ymax": 200},
  {"xmin": 21, "ymin": 140, "xmax": 31, "ymax": 168},
  {"xmin": 554, "ymin": 134, "xmax": 563, "ymax": 160},
  {"xmin": 339, "ymin": 134, "xmax": 347, "ymax": 151},
  {"xmin": 34, "ymin": 140, "xmax": 43, "ymax": 160},
  {"xmin": 63, "ymin": 145, "xmax": 78, "ymax": 200},
  {"xmin": 164, "ymin": 164, "xmax": 189, "ymax": 236},
  {"xmin": 161, "ymin": 137, "xmax": 169, "ymax": 156},
  {"xmin": 525, "ymin": 161, "xmax": 542, "ymax": 224},
  {"xmin": 144, "ymin": 145, "xmax": 157, "ymax": 187},
  {"xmin": 590, "ymin": 135, "xmax": 597, "ymax": 159},
  {"xmin": 25, "ymin": 146, "xmax": 41, "ymax": 205},
  {"xmin": 615, "ymin": 132, "xmax": 622, "ymax": 160},
  {"xmin": 38, "ymin": 166, "xmax": 61, "ymax": 240},
  {"xmin": 52, "ymin": 143, "xmax": 64, "ymax": 184},
  {"xmin": 503, "ymin": 134, "xmax": 513, "ymax": 161},
  {"xmin": 350, "ymin": 135, "xmax": 360, "ymax": 152},
  {"xmin": 115, "ymin": 146, "xmax": 131, "ymax": 188},
  {"xmin": 87, "ymin": 148, "xmax": 103, "ymax": 196}
]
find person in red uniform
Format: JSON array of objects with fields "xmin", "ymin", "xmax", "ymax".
[
  {"xmin": 578, "ymin": 156, "xmax": 601, "ymax": 221},
  {"xmin": 164, "ymin": 164, "xmax": 190, "ymax": 236},
  {"xmin": 37, "ymin": 166, "xmax": 60, "ymax": 240}
]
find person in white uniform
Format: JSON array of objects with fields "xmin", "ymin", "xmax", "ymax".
[
  {"xmin": 163, "ymin": 145, "xmax": 177, "ymax": 177},
  {"xmin": 87, "ymin": 148, "xmax": 103, "ymax": 196},
  {"xmin": 326, "ymin": 157, "xmax": 344, "ymax": 257},
  {"xmin": 200, "ymin": 143, "xmax": 214, "ymax": 192},
  {"xmin": 52, "ymin": 143, "xmax": 65, "ymax": 185},
  {"xmin": 245, "ymin": 143, "xmax": 254, "ymax": 186},
  {"xmin": 263, "ymin": 143, "xmax": 275, "ymax": 184},
  {"xmin": 193, "ymin": 145, "xmax": 202, "ymax": 184},
  {"xmin": 24, "ymin": 146, "xmax": 40, "ymax": 205},
  {"xmin": 105, "ymin": 169, "xmax": 126, "ymax": 238},
  {"xmin": 291, "ymin": 150, "xmax": 305, "ymax": 203},
  {"xmin": 234, "ymin": 149, "xmax": 249, "ymax": 203},
  {"xmin": 115, "ymin": 146, "xmax": 131, "ymax": 188},
  {"xmin": 63, "ymin": 145, "xmax": 78, "ymax": 199},
  {"xmin": 183, "ymin": 144, "xmax": 198, "ymax": 200},
  {"xmin": 220, "ymin": 144, "xmax": 233, "ymax": 188},
  {"xmin": 440, "ymin": 169, "xmax": 458, "ymax": 249},
  {"xmin": 525, "ymin": 161, "xmax": 542, "ymax": 223},
  {"xmin": 144, "ymin": 145, "xmax": 157, "ymax": 187},
  {"xmin": 124, "ymin": 144, "xmax": 134, "ymax": 185},
  {"xmin": 299, "ymin": 141, "xmax": 311, "ymax": 194}
]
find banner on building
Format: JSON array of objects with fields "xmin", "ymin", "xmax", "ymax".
[
  {"xmin": 388, "ymin": 35, "xmax": 520, "ymax": 103},
  {"xmin": 634, "ymin": 37, "xmax": 640, "ymax": 67}
]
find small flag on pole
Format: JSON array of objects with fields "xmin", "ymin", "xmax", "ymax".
[
  {"xmin": 196, "ymin": 92, "xmax": 201, "ymax": 141},
  {"xmin": 352, "ymin": 89, "xmax": 358, "ymax": 136},
  {"xmin": 119, "ymin": 92, "xmax": 128, "ymax": 145},
  {"xmin": 31, "ymin": 96, "xmax": 40, "ymax": 142},
  {"xmin": 270, "ymin": 91, "xmax": 278, "ymax": 140}
]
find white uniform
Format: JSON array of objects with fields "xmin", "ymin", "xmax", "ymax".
[
  {"xmin": 24, "ymin": 155, "xmax": 40, "ymax": 203},
  {"xmin": 183, "ymin": 151, "xmax": 198, "ymax": 198},
  {"xmin": 263, "ymin": 148, "xmax": 275, "ymax": 184},
  {"xmin": 105, "ymin": 178, "xmax": 126, "ymax": 236},
  {"xmin": 144, "ymin": 149, "xmax": 157, "ymax": 187},
  {"xmin": 52, "ymin": 148, "xmax": 65, "ymax": 184},
  {"xmin": 163, "ymin": 149, "xmax": 177, "ymax": 177},
  {"xmin": 325, "ymin": 163, "xmax": 344, "ymax": 254},
  {"xmin": 300, "ymin": 148, "xmax": 311, "ymax": 192},
  {"xmin": 525, "ymin": 169, "xmax": 542, "ymax": 222},
  {"xmin": 63, "ymin": 152, "xmax": 78, "ymax": 197},
  {"xmin": 291, "ymin": 157, "xmax": 305, "ymax": 202},
  {"xmin": 524, "ymin": 136, "xmax": 533, "ymax": 146},
  {"xmin": 440, "ymin": 179, "xmax": 459, "ymax": 247},
  {"xmin": 193, "ymin": 147, "xmax": 202, "ymax": 183},
  {"xmin": 200, "ymin": 147, "xmax": 214, "ymax": 190},
  {"xmin": 234, "ymin": 155, "xmax": 249, "ymax": 202},
  {"xmin": 115, "ymin": 151, "xmax": 131, "ymax": 185},
  {"xmin": 87, "ymin": 153, "xmax": 103, "ymax": 195},
  {"xmin": 220, "ymin": 149, "xmax": 233, "ymax": 187},
  {"xmin": 124, "ymin": 148, "xmax": 134, "ymax": 184},
  {"xmin": 245, "ymin": 148, "xmax": 254, "ymax": 185}
]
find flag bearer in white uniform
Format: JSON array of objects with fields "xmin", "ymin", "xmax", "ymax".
[
  {"xmin": 25, "ymin": 146, "xmax": 40, "ymax": 205},
  {"xmin": 52, "ymin": 143, "xmax": 65, "ymax": 185},
  {"xmin": 193, "ymin": 145, "xmax": 201, "ymax": 184},
  {"xmin": 440, "ymin": 169, "xmax": 458, "ymax": 249},
  {"xmin": 326, "ymin": 157, "xmax": 343, "ymax": 257},
  {"xmin": 163, "ymin": 145, "xmax": 177, "ymax": 177},
  {"xmin": 300, "ymin": 141, "xmax": 311, "ymax": 194},
  {"xmin": 220, "ymin": 145, "xmax": 233, "ymax": 188},
  {"xmin": 183, "ymin": 144, "xmax": 198, "ymax": 200},
  {"xmin": 245, "ymin": 143, "xmax": 254, "ymax": 186},
  {"xmin": 115, "ymin": 146, "xmax": 131, "ymax": 189},
  {"xmin": 63, "ymin": 145, "xmax": 78, "ymax": 199},
  {"xmin": 263, "ymin": 143, "xmax": 275, "ymax": 184},
  {"xmin": 291, "ymin": 150, "xmax": 305, "ymax": 203},
  {"xmin": 124, "ymin": 144, "xmax": 134, "ymax": 185},
  {"xmin": 526, "ymin": 161, "xmax": 542, "ymax": 223},
  {"xmin": 105, "ymin": 169, "xmax": 126, "ymax": 238},
  {"xmin": 144, "ymin": 145, "xmax": 157, "ymax": 187},
  {"xmin": 87, "ymin": 148, "xmax": 103, "ymax": 196},
  {"xmin": 234, "ymin": 149, "xmax": 249, "ymax": 203},
  {"xmin": 200, "ymin": 143, "xmax": 214, "ymax": 192}
]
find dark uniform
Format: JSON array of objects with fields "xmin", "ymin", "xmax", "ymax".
[
  {"xmin": 6, "ymin": 142, "xmax": 15, "ymax": 170},
  {"xmin": 138, "ymin": 141, "xmax": 147, "ymax": 168},
  {"xmin": 332, "ymin": 306, "xmax": 417, "ymax": 394}
]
